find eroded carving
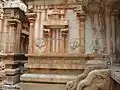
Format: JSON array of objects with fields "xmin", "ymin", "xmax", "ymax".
[
  {"xmin": 0, "ymin": 61, "xmax": 5, "ymax": 78},
  {"xmin": 66, "ymin": 67, "xmax": 94, "ymax": 90},
  {"xmin": 66, "ymin": 60, "xmax": 109, "ymax": 90},
  {"xmin": 36, "ymin": 39, "xmax": 47, "ymax": 52},
  {"xmin": 77, "ymin": 69, "xmax": 110, "ymax": 90},
  {"xmin": 69, "ymin": 40, "xmax": 80, "ymax": 51}
]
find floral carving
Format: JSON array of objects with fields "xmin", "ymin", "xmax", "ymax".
[
  {"xmin": 69, "ymin": 40, "xmax": 80, "ymax": 51},
  {"xmin": 36, "ymin": 39, "xmax": 47, "ymax": 52}
]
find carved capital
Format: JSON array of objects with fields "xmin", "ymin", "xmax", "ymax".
[
  {"xmin": 7, "ymin": 19, "xmax": 20, "ymax": 26},
  {"xmin": 43, "ymin": 29, "xmax": 50, "ymax": 37},
  {"xmin": 27, "ymin": 13, "xmax": 37, "ymax": 23},
  {"xmin": 61, "ymin": 29, "xmax": 68, "ymax": 37},
  {"xmin": 77, "ymin": 10, "xmax": 86, "ymax": 21}
]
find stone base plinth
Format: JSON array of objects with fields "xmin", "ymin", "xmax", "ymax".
[{"xmin": 6, "ymin": 74, "xmax": 20, "ymax": 85}]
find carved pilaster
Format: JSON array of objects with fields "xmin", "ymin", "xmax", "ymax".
[
  {"xmin": 77, "ymin": 10, "xmax": 86, "ymax": 54},
  {"xmin": 27, "ymin": 12, "xmax": 36, "ymax": 54},
  {"xmin": 60, "ymin": 30, "xmax": 68, "ymax": 53},
  {"xmin": 8, "ymin": 21, "xmax": 16, "ymax": 53},
  {"xmin": 7, "ymin": 19, "xmax": 20, "ymax": 53},
  {"xmin": 43, "ymin": 29, "xmax": 50, "ymax": 53}
]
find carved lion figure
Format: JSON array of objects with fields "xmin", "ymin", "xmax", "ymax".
[
  {"xmin": 76, "ymin": 69, "xmax": 110, "ymax": 90},
  {"xmin": 66, "ymin": 60, "xmax": 109, "ymax": 90}
]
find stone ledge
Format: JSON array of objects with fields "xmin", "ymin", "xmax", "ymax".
[
  {"xmin": 5, "ymin": 68, "xmax": 20, "ymax": 75},
  {"xmin": 26, "ymin": 53, "xmax": 108, "ymax": 58},
  {"xmin": 21, "ymin": 74, "xmax": 76, "ymax": 84},
  {"xmin": 0, "ymin": 53, "xmax": 7, "ymax": 57}
]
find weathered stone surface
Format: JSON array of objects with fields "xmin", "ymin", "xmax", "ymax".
[
  {"xmin": 20, "ymin": 83, "xmax": 66, "ymax": 90},
  {"xmin": 66, "ymin": 60, "xmax": 109, "ymax": 90},
  {"xmin": 76, "ymin": 69, "xmax": 110, "ymax": 90}
]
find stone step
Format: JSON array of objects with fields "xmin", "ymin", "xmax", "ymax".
[{"xmin": 20, "ymin": 74, "xmax": 76, "ymax": 84}]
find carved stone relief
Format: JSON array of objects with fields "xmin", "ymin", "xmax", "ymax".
[
  {"xmin": 69, "ymin": 40, "xmax": 80, "ymax": 51},
  {"xmin": 66, "ymin": 60, "xmax": 109, "ymax": 90},
  {"xmin": 4, "ymin": 0, "xmax": 27, "ymax": 12},
  {"xmin": 0, "ymin": 61, "xmax": 5, "ymax": 78},
  {"xmin": 35, "ymin": 39, "xmax": 47, "ymax": 53},
  {"xmin": 76, "ymin": 69, "xmax": 110, "ymax": 90}
]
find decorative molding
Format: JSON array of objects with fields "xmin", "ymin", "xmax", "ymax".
[{"xmin": 69, "ymin": 39, "xmax": 80, "ymax": 51}]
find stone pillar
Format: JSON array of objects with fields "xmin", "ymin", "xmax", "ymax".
[
  {"xmin": 77, "ymin": 11, "xmax": 86, "ymax": 54},
  {"xmin": 27, "ymin": 13, "xmax": 36, "ymax": 54}
]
